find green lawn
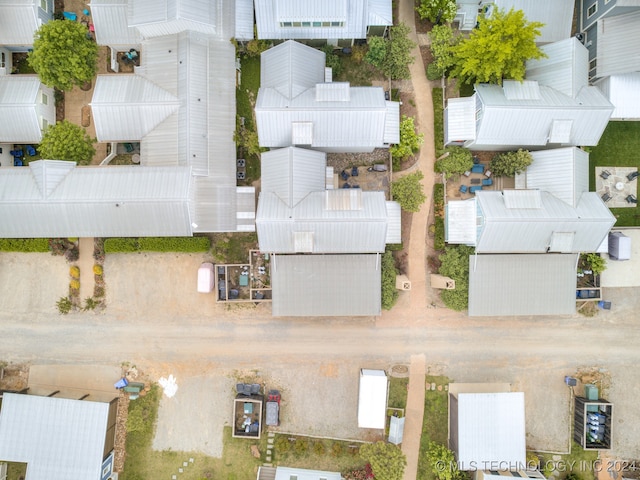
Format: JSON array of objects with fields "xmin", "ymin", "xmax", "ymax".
[
  {"xmin": 589, "ymin": 121, "xmax": 640, "ymax": 226},
  {"xmin": 388, "ymin": 376, "xmax": 409, "ymax": 409},
  {"xmin": 417, "ymin": 376, "xmax": 450, "ymax": 480},
  {"xmin": 272, "ymin": 435, "xmax": 367, "ymax": 474},
  {"xmin": 433, "ymin": 88, "xmax": 444, "ymax": 155},
  {"xmin": 537, "ymin": 442, "xmax": 597, "ymax": 480},
  {"xmin": 236, "ymin": 54, "xmax": 262, "ymax": 184}
]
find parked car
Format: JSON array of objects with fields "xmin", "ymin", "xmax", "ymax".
[
  {"xmin": 197, "ymin": 262, "xmax": 214, "ymax": 293},
  {"xmin": 266, "ymin": 390, "xmax": 281, "ymax": 426}
]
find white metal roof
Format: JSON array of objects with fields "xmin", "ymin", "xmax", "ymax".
[
  {"xmin": 444, "ymin": 96, "xmax": 476, "ymax": 145},
  {"xmin": 596, "ymin": 73, "xmax": 640, "ymax": 120},
  {"xmin": 358, "ymin": 369, "xmax": 388, "ymax": 429},
  {"xmin": 367, "ymin": 0, "xmax": 392, "ymax": 26},
  {"xmin": 0, "ymin": 393, "xmax": 110, "ymax": 480},
  {"xmin": 526, "ymin": 38, "xmax": 588, "ymax": 98},
  {"xmin": 596, "ymin": 10, "xmax": 640, "ymax": 78},
  {"xmin": 270, "ymin": 253, "xmax": 382, "ymax": 316},
  {"xmin": 474, "ymin": 191, "xmax": 615, "ymax": 253},
  {"xmin": 0, "ymin": 161, "xmax": 193, "ymax": 237},
  {"xmin": 454, "ymin": 392, "xmax": 526, "ymax": 468},
  {"xmin": 274, "ymin": 467, "xmax": 341, "ymax": 480},
  {"xmin": 127, "ymin": 0, "xmax": 218, "ymax": 37},
  {"xmin": 260, "ymin": 147, "xmax": 327, "ymax": 208},
  {"xmin": 0, "ymin": 76, "xmax": 46, "ymax": 143},
  {"xmin": 494, "ymin": 0, "xmax": 573, "ymax": 44},
  {"xmin": 445, "ymin": 199, "xmax": 477, "ymax": 245},
  {"xmin": 91, "ymin": 75, "xmax": 180, "ymax": 141},
  {"xmin": 517, "ymin": 147, "xmax": 589, "ymax": 207},
  {"xmin": 235, "ymin": 0, "xmax": 254, "ymax": 40},
  {"xmin": 257, "ymin": 190, "xmax": 389, "ymax": 253},
  {"xmin": 468, "ymin": 254, "xmax": 579, "ymax": 316},
  {"xmin": 385, "ymin": 201, "xmax": 401, "ymax": 244},
  {"xmin": 89, "ymin": 0, "xmax": 141, "ymax": 48},
  {"xmin": 0, "ymin": 1, "xmax": 40, "ymax": 46},
  {"xmin": 384, "ymin": 100, "xmax": 400, "ymax": 144}
]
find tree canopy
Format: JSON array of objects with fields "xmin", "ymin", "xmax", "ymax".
[
  {"xmin": 391, "ymin": 171, "xmax": 427, "ymax": 213},
  {"xmin": 39, "ymin": 120, "xmax": 96, "ymax": 164},
  {"xmin": 434, "ymin": 146, "xmax": 473, "ymax": 178},
  {"xmin": 449, "ymin": 7, "xmax": 545, "ymax": 84},
  {"xmin": 438, "ymin": 245, "xmax": 475, "ymax": 311},
  {"xmin": 381, "ymin": 250, "xmax": 399, "ymax": 310},
  {"xmin": 29, "ymin": 20, "xmax": 98, "ymax": 91},
  {"xmin": 490, "ymin": 149, "xmax": 533, "ymax": 177},
  {"xmin": 365, "ymin": 23, "xmax": 416, "ymax": 80},
  {"xmin": 427, "ymin": 442, "xmax": 463, "ymax": 480},
  {"xmin": 391, "ymin": 115, "xmax": 424, "ymax": 167},
  {"xmin": 360, "ymin": 441, "xmax": 407, "ymax": 480},
  {"xmin": 427, "ymin": 25, "xmax": 458, "ymax": 80},
  {"xmin": 416, "ymin": 0, "xmax": 458, "ymax": 24}
]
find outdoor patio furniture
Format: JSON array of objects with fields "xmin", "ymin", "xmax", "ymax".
[
  {"xmin": 482, "ymin": 178, "xmax": 493, "ymax": 186},
  {"xmin": 472, "ymin": 156, "xmax": 480, "ymax": 164},
  {"xmin": 351, "ymin": 184, "xmax": 360, "ymax": 188},
  {"xmin": 600, "ymin": 170, "xmax": 612, "ymax": 179},
  {"xmin": 459, "ymin": 185, "xmax": 468, "ymax": 194},
  {"xmin": 63, "ymin": 11, "xmax": 77, "ymax": 20},
  {"xmin": 124, "ymin": 143, "xmax": 134, "ymax": 153},
  {"xmin": 14, "ymin": 159, "xmax": 23, "ymax": 167},
  {"xmin": 470, "ymin": 178, "xmax": 481, "ymax": 185},
  {"xmin": 351, "ymin": 166, "xmax": 358, "ymax": 176},
  {"xmin": 10, "ymin": 150, "xmax": 23, "ymax": 158},
  {"xmin": 342, "ymin": 183, "xmax": 350, "ymax": 188},
  {"xmin": 469, "ymin": 185, "xmax": 483, "ymax": 194},
  {"xmin": 626, "ymin": 194, "xmax": 637, "ymax": 204},
  {"xmin": 627, "ymin": 171, "xmax": 639, "ymax": 181},
  {"xmin": 471, "ymin": 164, "xmax": 485, "ymax": 174},
  {"xmin": 598, "ymin": 301, "xmax": 612, "ymax": 310},
  {"xmin": 26, "ymin": 145, "xmax": 36, "ymax": 156},
  {"xmin": 463, "ymin": 170, "xmax": 471, "ymax": 177},
  {"xmin": 484, "ymin": 169, "xmax": 492, "ymax": 178},
  {"xmin": 340, "ymin": 170, "xmax": 349, "ymax": 180},
  {"xmin": 601, "ymin": 192, "xmax": 612, "ymax": 202}
]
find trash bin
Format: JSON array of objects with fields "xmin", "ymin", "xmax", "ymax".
[
  {"xmin": 114, "ymin": 377, "xmax": 129, "ymax": 389},
  {"xmin": 585, "ymin": 384, "xmax": 599, "ymax": 400}
]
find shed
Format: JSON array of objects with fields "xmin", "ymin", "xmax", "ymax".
[
  {"xmin": 232, "ymin": 394, "xmax": 264, "ymax": 439},
  {"xmin": 358, "ymin": 369, "xmax": 388, "ymax": 429},
  {"xmin": 608, "ymin": 232, "xmax": 631, "ymax": 261},
  {"xmin": 573, "ymin": 396, "xmax": 613, "ymax": 450}
]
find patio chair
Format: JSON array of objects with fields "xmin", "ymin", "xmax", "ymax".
[
  {"xmin": 471, "ymin": 164, "xmax": 485, "ymax": 174},
  {"xmin": 469, "ymin": 185, "xmax": 483, "ymax": 194},
  {"xmin": 351, "ymin": 166, "xmax": 359, "ymax": 176},
  {"xmin": 26, "ymin": 145, "xmax": 36, "ymax": 156},
  {"xmin": 459, "ymin": 185, "xmax": 468, "ymax": 194},
  {"xmin": 599, "ymin": 170, "xmax": 611, "ymax": 180},
  {"xmin": 63, "ymin": 11, "xmax": 77, "ymax": 20},
  {"xmin": 472, "ymin": 156, "xmax": 480, "ymax": 165},
  {"xmin": 342, "ymin": 183, "xmax": 351, "ymax": 188},
  {"xmin": 10, "ymin": 150, "xmax": 23, "ymax": 158},
  {"xmin": 482, "ymin": 178, "xmax": 493, "ymax": 186},
  {"xmin": 14, "ymin": 159, "xmax": 23, "ymax": 167},
  {"xmin": 601, "ymin": 192, "xmax": 612, "ymax": 202},
  {"xmin": 626, "ymin": 194, "xmax": 637, "ymax": 204},
  {"xmin": 627, "ymin": 171, "xmax": 639, "ymax": 181},
  {"xmin": 340, "ymin": 170, "xmax": 349, "ymax": 181}
]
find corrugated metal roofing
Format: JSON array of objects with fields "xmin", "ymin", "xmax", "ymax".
[
  {"xmin": 0, "ymin": 76, "xmax": 47, "ymax": 143},
  {"xmin": 89, "ymin": 0, "xmax": 141, "ymax": 48},
  {"xmin": 367, "ymin": 0, "xmax": 392, "ymax": 26},
  {"xmin": 260, "ymin": 40, "xmax": 326, "ymax": 100},
  {"xmin": 384, "ymin": 100, "xmax": 400, "ymax": 144},
  {"xmin": 597, "ymin": 73, "xmax": 640, "ymax": 120},
  {"xmin": 502, "ymin": 190, "xmax": 542, "ymax": 209},
  {"xmin": 260, "ymin": 147, "xmax": 327, "ymax": 208},
  {"xmin": 235, "ymin": 0, "xmax": 254, "ymax": 40},
  {"xmin": 444, "ymin": 96, "xmax": 476, "ymax": 145},
  {"xmin": 0, "ymin": 393, "xmax": 110, "ymax": 480},
  {"xmin": 596, "ymin": 10, "xmax": 640, "ymax": 78},
  {"xmin": 292, "ymin": 122, "xmax": 314, "ymax": 145},
  {"xmin": 316, "ymin": 82, "xmax": 351, "ymax": 102},
  {"xmin": 235, "ymin": 186, "xmax": 257, "ymax": 232},
  {"xmin": 445, "ymin": 199, "xmax": 477, "ymax": 244},
  {"xmin": 256, "ymin": 190, "xmax": 389, "ymax": 253},
  {"xmin": 502, "ymin": 80, "xmax": 541, "ymax": 100},
  {"xmin": 526, "ymin": 38, "xmax": 588, "ymax": 98},
  {"xmin": 494, "ymin": 0, "xmax": 573, "ymax": 44},
  {"xmin": 128, "ymin": 0, "xmax": 218, "ymax": 37},
  {"xmin": 91, "ymin": 75, "xmax": 180, "ymax": 141},
  {"xmin": 549, "ymin": 119, "xmax": 573, "ymax": 143},
  {"xmin": 0, "ymin": 3, "xmax": 39, "ymax": 45},
  {"xmin": 385, "ymin": 201, "xmax": 401, "ymax": 244},
  {"xmin": 358, "ymin": 369, "xmax": 387, "ymax": 428},
  {"xmin": 468, "ymin": 254, "xmax": 578, "ymax": 316},
  {"xmin": 454, "ymin": 392, "xmax": 526, "ymax": 468},
  {"xmin": 474, "ymin": 191, "xmax": 615, "ymax": 253},
  {"xmin": 275, "ymin": 467, "xmax": 341, "ymax": 480},
  {"xmin": 0, "ymin": 162, "xmax": 193, "ymax": 237},
  {"xmin": 270, "ymin": 253, "xmax": 381, "ymax": 316},
  {"xmin": 325, "ymin": 189, "xmax": 363, "ymax": 210}
]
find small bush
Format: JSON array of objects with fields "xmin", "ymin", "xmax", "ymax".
[
  {"xmin": 104, "ymin": 238, "xmax": 139, "ymax": 253},
  {"xmin": 84, "ymin": 297, "xmax": 100, "ymax": 311},
  {"xmin": 433, "ymin": 183, "xmax": 445, "ymax": 217},
  {"xmin": 391, "ymin": 171, "xmax": 427, "ymax": 213},
  {"xmin": 56, "ymin": 296, "xmax": 73, "ymax": 314},
  {"xmin": 0, "ymin": 238, "xmax": 50, "ymax": 252},
  {"xmin": 427, "ymin": 63, "xmax": 443, "ymax": 80},
  {"xmin": 381, "ymin": 250, "xmax": 399, "ymax": 310},
  {"xmin": 274, "ymin": 436, "xmax": 292, "ymax": 454},
  {"xmin": 69, "ymin": 266, "xmax": 80, "ymax": 278},
  {"xmin": 293, "ymin": 438, "xmax": 308, "ymax": 456},
  {"xmin": 434, "ymin": 217, "xmax": 445, "ymax": 250},
  {"xmin": 64, "ymin": 247, "xmax": 79, "ymax": 262},
  {"xmin": 69, "ymin": 279, "xmax": 80, "ymax": 291},
  {"xmin": 93, "ymin": 264, "xmax": 103, "ymax": 275},
  {"xmin": 313, "ymin": 441, "xmax": 326, "ymax": 455},
  {"xmin": 331, "ymin": 442, "xmax": 344, "ymax": 457},
  {"xmin": 94, "ymin": 286, "xmax": 105, "ymax": 298},
  {"xmin": 586, "ymin": 253, "xmax": 606, "ymax": 275},
  {"xmin": 138, "ymin": 236, "xmax": 210, "ymax": 252},
  {"xmin": 351, "ymin": 45, "xmax": 367, "ymax": 64},
  {"xmin": 245, "ymin": 39, "xmax": 271, "ymax": 57}
]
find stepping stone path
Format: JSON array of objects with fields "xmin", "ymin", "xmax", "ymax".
[
  {"xmin": 169, "ymin": 458, "xmax": 194, "ymax": 478},
  {"xmin": 264, "ymin": 432, "xmax": 275, "ymax": 466}
]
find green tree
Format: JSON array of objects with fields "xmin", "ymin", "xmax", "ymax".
[
  {"xmin": 490, "ymin": 149, "xmax": 533, "ymax": 177},
  {"xmin": 384, "ymin": 23, "xmax": 416, "ymax": 80},
  {"xmin": 365, "ymin": 36, "xmax": 387, "ymax": 70},
  {"xmin": 427, "ymin": 25, "xmax": 457, "ymax": 80},
  {"xmin": 381, "ymin": 250, "xmax": 399, "ymax": 310},
  {"xmin": 391, "ymin": 115, "xmax": 424, "ymax": 166},
  {"xmin": 39, "ymin": 120, "xmax": 96, "ymax": 164},
  {"xmin": 28, "ymin": 20, "xmax": 98, "ymax": 91},
  {"xmin": 360, "ymin": 441, "xmax": 406, "ymax": 480},
  {"xmin": 438, "ymin": 245, "xmax": 475, "ymax": 311},
  {"xmin": 434, "ymin": 146, "xmax": 473, "ymax": 178},
  {"xmin": 427, "ymin": 442, "xmax": 460, "ymax": 480},
  {"xmin": 586, "ymin": 253, "xmax": 606, "ymax": 275},
  {"xmin": 321, "ymin": 45, "xmax": 343, "ymax": 77},
  {"xmin": 391, "ymin": 171, "xmax": 427, "ymax": 213},
  {"xmin": 449, "ymin": 7, "xmax": 545, "ymax": 84},
  {"xmin": 416, "ymin": 0, "xmax": 458, "ymax": 24}
]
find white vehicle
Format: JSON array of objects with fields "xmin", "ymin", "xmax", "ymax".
[{"xmin": 197, "ymin": 263, "xmax": 214, "ymax": 293}]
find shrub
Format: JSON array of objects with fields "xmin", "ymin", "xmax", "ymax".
[
  {"xmin": 438, "ymin": 245, "xmax": 475, "ymax": 311},
  {"xmin": 427, "ymin": 63, "xmax": 443, "ymax": 80},
  {"xmin": 93, "ymin": 264, "xmax": 103, "ymax": 275},
  {"xmin": 428, "ymin": 24, "xmax": 457, "ymax": 79},
  {"xmin": 313, "ymin": 442, "xmax": 326, "ymax": 455},
  {"xmin": 104, "ymin": 238, "xmax": 139, "ymax": 253},
  {"xmin": 433, "ymin": 183, "xmax": 445, "ymax": 217},
  {"xmin": 274, "ymin": 436, "xmax": 291, "ymax": 454},
  {"xmin": 490, "ymin": 149, "xmax": 533, "ymax": 177},
  {"xmin": 381, "ymin": 250, "xmax": 399, "ymax": 310},
  {"xmin": 56, "ymin": 296, "xmax": 73, "ymax": 314},
  {"xmin": 390, "ymin": 115, "xmax": 424, "ymax": 168},
  {"xmin": 69, "ymin": 279, "xmax": 80, "ymax": 291},
  {"xmin": 245, "ymin": 39, "xmax": 271, "ymax": 57},
  {"xmin": 331, "ymin": 442, "xmax": 344, "ymax": 457},
  {"xmin": 364, "ymin": 36, "xmax": 387, "ymax": 70},
  {"xmin": 434, "ymin": 146, "xmax": 473, "ymax": 178},
  {"xmin": 427, "ymin": 442, "xmax": 460, "ymax": 480},
  {"xmin": 434, "ymin": 217, "xmax": 445, "ymax": 250},
  {"xmin": 0, "ymin": 238, "xmax": 50, "ymax": 252},
  {"xmin": 391, "ymin": 171, "xmax": 427, "ymax": 213},
  {"xmin": 586, "ymin": 253, "xmax": 606, "ymax": 275},
  {"xmin": 64, "ymin": 247, "xmax": 79, "ymax": 262},
  {"xmin": 321, "ymin": 45, "xmax": 343, "ymax": 77},
  {"xmin": 416, "ymin": 0, "xmax": 458, "ymax": 23},
  {"xmin": 138, "ymin": 236, "xmax": 211, "ymax": 252},
  {"xmin": 293, "ymin": 438, "xmax": 308, "ymax": 456},
  {"xmin": 69, "ymin": 266, "xmax": 80, "ymax": 278},
  {"xmin": 351, "ymin": 45, "xmax": 367, "ymax": 64},
  {"xmin": 360, "ymin": 441, "xmax": 406, "ymax": 480},
  {"xmin": 84, "ymin": 297, "xmax": 100, "ymax": 311},
  {"xmin": 432, "ymin": 88, "xmax": 444, "ymax": 154}
]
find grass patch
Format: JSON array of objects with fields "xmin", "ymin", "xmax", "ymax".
[
  {"xmin": 6, "ymin": 462, "xmax": 27, "ymax": 480},
  {"xmin": 433, "ymin": 88, "xmax": 444, "ymax": 155},
  {"xmin": 109, "ymin": 154, "xmax": 134, "ymax": 165},
  {"xmin": 273, "ymin": 435, "xmax": 366, "ymax": 473},
  {"xmin": 236, "ymin": 55, "xmax": 262, "ymax": 184},
  {"xmin": 210, "ymin": 232, "xmax": 258, "ymax": 264},
  {"xmin": 336, "ymin": 55, "xmax": 385, "ymax": 86},
  {"xmin": 388, "ymin": 376, "xmax": 409, "ymax": 409},
  {"xmin": 537, "ymin": 442, "xmax": 598, "ymax": 480},
  {"xmin": 417, "ymin": 375, "xmax": 450, "ymax": 480},
  {"xmin": 589, "ymin": 121, "xmax": 640, "ymax": 226}
]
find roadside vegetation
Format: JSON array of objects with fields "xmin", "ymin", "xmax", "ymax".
[
  {"xmin": 437, "ymin": 245, "xmax": 475, "ymax": 311},
  {"xmin": 103, "ymin": 237, "xmax": 211, "ymax": 253},
  {"xmin": 382, "ymin": 250, "xmax": 399, "ymax": 310},
  {"xmin": 417, "ymin": 376, "xmax": 451, "ymax": 480},
  {"xmin": 391, "ymin": 171, "xmax": 427, "ymax": 213},
  {"xmin": 235, "ymin": 51, "xmax": 263, "ymax": 184}
]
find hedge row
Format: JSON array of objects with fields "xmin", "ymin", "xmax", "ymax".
[
  {"xmin": 104, "ymin": 237, "xmax": 210, "ymax": 253},
  {"xmin": 0, "ymin": 238, "xmax": 50, "ymax": 252}
]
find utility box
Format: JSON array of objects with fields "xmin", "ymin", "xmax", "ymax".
[
  {"xmin": 608, "ymin": 232, "xmax": 631, "ymax": 261},
  {"xmin": 573, "ymin": 396, "xmax": 613, "ymax": 450}
]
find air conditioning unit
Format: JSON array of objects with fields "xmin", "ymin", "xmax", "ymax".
[
  {"xmin": 395, "ymin": 275, "xmax": 411, "ymax": 291},
  {"xmin": 108, "ymin": 474, "xmax": 119, "ymax": 480},
  {"xmin": 575, "ymin": 32, "xmax": 585, "ymax": 44}
]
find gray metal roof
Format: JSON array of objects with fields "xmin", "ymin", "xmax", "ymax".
[
  {"xmin": 385, "ymin": 201, "xmax": 401, "ymax": 244},
  {"xmin": 516, "ymin": 147, "xmax": 589, "ymax": 207},
  {"xmin": 445, "ymin": 199, "xmax": 477, "ymax": 245},
  {"xmin": 526, "ymin": 38, "xmax": 588, "ymax": 98},
  {"xmin": 128, "ymin": 0, "xmax": 218, "ymax": 38},
  {"xmin": 367, "ymin": 0, "xmax": 392, "ymax": 26},
  {"xmin": 274, "ymin": 467, "xmax": 341, "ymax": 480},
  {"xmin": 88, "ymin": 0, "xmax": 141, "ymax": 48},
  {"xmin": 0, "ymin": 161, "xmax": 193, "ymax": 237},
  {"xmin": 474, "ymin": 191, "xmax": 615, "ymax": 253},
  {"xmin": 453, "ymin": 392, "xmax": 526, "ymax": 466},
  {"xmin": 235, "ymin": 0, "xmax": 254, "ymax": 40},
  {"xmin": 444, "ymin": 96, "xmax": 476, "ymax": 145},
  {"xmin": 596, "ymin": 73, "xmax": 640, "ymax": 120},
  {"xmin": 271, "ymin": 253, "xmax": 381, "ymax": 316},
  {"xmin": 261, "ymin": 147, "xmax": 327, "ymax": 208},
  {"xmin": 257, "ymin": 190, "xmax": 389, "ymax": 253},
  {"xmin": 596, "ymin": 10, "xmax": 640, "ymax": 78},
  {"xmin": 0, "ymin": 1, "xmax": 42, "ymax": 46},
  {"xmin": 0, "ymin": 393, "xmax": 110, "ymax": 480},
  {"xmin": 0, "ymin": 76, "xmax": 54, "ymax": 143},
  {"xmin": 494, "ymin": 0, "xmax": 574, "ymax": 44},
  {"xmin": 468, "ymin": 254, "xmax": 579, "ymax": 316}
]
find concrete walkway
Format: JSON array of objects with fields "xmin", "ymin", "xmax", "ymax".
[
  {"xmin": 402, "ymin": 354, "xmax": 427, "ymax": 480},
  {"xmin": 78, "ymin": 237, "xmax": 94, "ymax": 301}
]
